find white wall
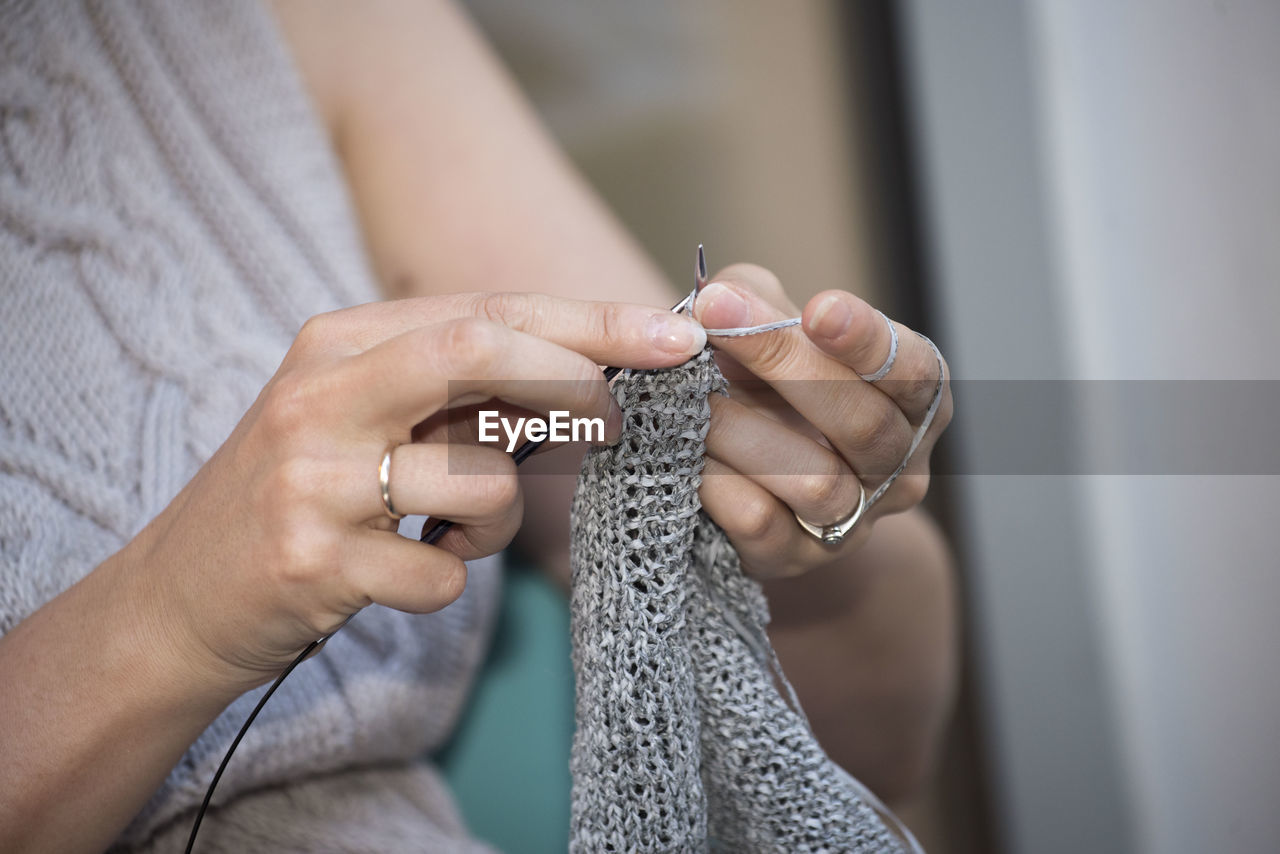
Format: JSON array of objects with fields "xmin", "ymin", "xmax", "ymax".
[
  {"xmin": 1031, "ymin": 2, "xmax": 1280, "ymax": 852},
  {"xmin": 904, "ymin": 1, "xmax": 1280, "ymax": 852}
]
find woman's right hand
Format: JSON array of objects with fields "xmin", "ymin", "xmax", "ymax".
[{"xmin": 116, "ymin": 292, "xmax": 705, "ymax": 692}]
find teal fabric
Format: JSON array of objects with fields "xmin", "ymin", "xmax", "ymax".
[{"xmin": 438, "ymin": 564, "xmax": 575, "ymax": 854}]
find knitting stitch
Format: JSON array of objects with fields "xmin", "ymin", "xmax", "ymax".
[{"xmin": 569, "ymin": 349, "xmax": 909, "ymax": 853}]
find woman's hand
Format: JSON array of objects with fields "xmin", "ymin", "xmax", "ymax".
[
  {"xmin": 693, "ymin": 264, "xmax": 953, "ymax": 581},
  {"xmin": 120, "ymin": 293, "xmax": 706, "ymax": 689}
]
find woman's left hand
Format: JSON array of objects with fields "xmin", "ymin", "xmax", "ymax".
[{"xmin": 693, "ymin": 264, "xmax": 952, "ymax": 580}]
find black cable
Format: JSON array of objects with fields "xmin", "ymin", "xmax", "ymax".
[{"xmin": 183, "ymin": 636, "xmax": 322, "ymax": 854}]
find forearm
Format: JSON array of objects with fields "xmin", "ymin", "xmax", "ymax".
[
  {"xmin": 764, "ymin": 507, "xmax": 958, "ymax": 804},
  {"xmin": 0, "ymin": 543, "xmax": 247, "ymax": 853},
  {"xmin": 275, "ymin": 0, "xmax": 676, "ymax": 308}
]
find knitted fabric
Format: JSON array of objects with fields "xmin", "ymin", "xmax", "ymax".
[
  {"xmin": 0, "ymin": 1, "xmax": 498, "ymax": 849},
  {"xmin": 569, "ymin": 349, "xmax": 908, "ymax": 853}
]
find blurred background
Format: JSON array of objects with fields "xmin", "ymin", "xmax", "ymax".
[{"xmin": 442, "ymin": 1, "xmax": 1280, "ymax": 852}]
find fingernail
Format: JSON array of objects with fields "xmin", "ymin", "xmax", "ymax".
[
  {"xmin": 697, "ymin": 282, "xmax": 750, "ymax": 329},
  {"xmin": 646, "ymin": 312, "xmax": 707, "ymax": 355},
  {"xmin": 810, "ymin": 294, "xmax": 852, "ymax": 339}
]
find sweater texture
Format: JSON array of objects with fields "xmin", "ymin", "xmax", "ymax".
[{"xmin": 0, "ymin": 1, "xmax": 499, "ymax": 849}]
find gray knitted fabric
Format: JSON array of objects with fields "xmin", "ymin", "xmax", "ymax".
[
  {"xmin": 570, "ymin": 349, "xmax": 908, "ymax": 853},
  {"xmin": 1, "ymin": 2, "xmax": 498, "ymax": 849}
]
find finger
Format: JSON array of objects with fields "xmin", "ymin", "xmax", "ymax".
[
  {"xmin": 705, "ymin": 395, "xmax": 862, "ymax": 526},
  {"xmin": 802, "ymin": 290, "xmax": 950, "ymax": 422},
  {"xmin": 694, "ymin": 271, "xmax": 912, "ymax": 480},
  {"xmin": 707, "ymin": 262, "xmax": 800, "ymax": 315},
  {"xmin": 700, "ymin": 458, "xmax": 859, "ymax": 580},
  {"xmin": 338, "ymin": 319, "xmax": 626, "ymax": 433},
  {"xmin": 296, "ymin": 292, "xmax": 706, "ymax": 368},
  {"xmin": 871, "ymin": 451, "xmax": 935, "ymax": 517},
  {"xmin": 373, "ymin": 443, "xmax": 521, "ymax": 530},
  {"xmin": 429, "ymin": 494, "xmax": 525, "ymax": 563},
  {"xmin": 342, "ymin": 529, "xmax": 471, "ymax": 615}
]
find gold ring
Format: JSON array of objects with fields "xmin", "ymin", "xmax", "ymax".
[
  {"xmin": 379, "ymin": 445, "xmax": 403, "ymax": 521},
  {"xmin": 794, "ymin": 480, "xmax": 866, "ymax": 545}
]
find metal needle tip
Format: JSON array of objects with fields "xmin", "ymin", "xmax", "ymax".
[{"xmin": 695, "ymin": 244, "xmax": 708, "ymax": 294}]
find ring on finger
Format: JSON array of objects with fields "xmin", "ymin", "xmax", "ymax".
[
  {"xmin": 379, "ymin": 444, "xmax": 403, "ymax": 521},
  {"xmin": 858, "ymin": 311, "xmax": 898, "ymax": 383},
  {"xmin": 794, "ymin": 479, "xmax": 866, "ymax": 545}
]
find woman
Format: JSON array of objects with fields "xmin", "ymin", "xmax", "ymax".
[{"xmin": 0, "ymin": 1, "xmax": 956, "ymax": 850}]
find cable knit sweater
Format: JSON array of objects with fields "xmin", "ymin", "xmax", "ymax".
[{"xmin": 0, "ymin": 1, "xmax": 499, "ymax": 850}]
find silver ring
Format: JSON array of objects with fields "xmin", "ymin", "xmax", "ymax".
[
  {"xmin": 858, "ymin": 311, "xmax": 898, "ymax": 383},
  {"xmin": 379, "ymin": 445, "xmax": 403, "ymax": 521},
  {"xmin": 794, "ymin": 480, "xmax": 866, "ymax": 545}
]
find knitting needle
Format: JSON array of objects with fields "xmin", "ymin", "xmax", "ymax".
[
  {"xmin": 420, "ymin": 247, "xmax": 704, "ymax": 544},
  {"xmin": 694, "ymin": 243, "xmax": 708, "ymax": 302}
]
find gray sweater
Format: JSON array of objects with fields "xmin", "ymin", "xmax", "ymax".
[{"xmin": 0, "ymin": 1, "xmax": 498, "ymax": 849}]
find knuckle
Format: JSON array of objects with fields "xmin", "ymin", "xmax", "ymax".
[
  {"xmin": 258, "ymin": 457, "xmax": 329, "ymax": 538},
  {"xmin": 261, "ymin": 374, "xmax": 316, "ymax": 436},
  {"xmin": 271, "ymin": 518, "xmax": 339, "ymax": 586},
  {"xmin": 905, "ymin": 373, "xmax": 940, "ymax": 411},
  {"xmin": 733, "ymin": 492, "xmax": 779, "ymax": 542},
  {"xmin": 295, "ymin": 311, "xmax": 341, "ymax": 353},
  {"xmin": 596, "ymin": 300, "xmax": 626, "ymax": 349},
  {"xmin": 891, "ymin": 472, "xmax": 932, "ymax": 509},
  {"xmin": 796, "ymin": 467, "xmax": 850, "ymax": 519},
  {"xmin": 746, "ymin": 325, "xmax": 803, "ymax": 378},
  {"xmin": 475, "ymin": 292, "xmax": 534, "ymax": 331},
  {"xmin": 470, "ymin": 472, "xmax": 521, "ymax": 514},
  {"xmin": 846, "ymin": 402, "xmax": 903, "ymax": 460},
  {"xmin": 272, "ymin": 453, "xmax": 322, "ymax": 502},
  {"xmin": 439, "ymin": 317, "xmax": 504, "ymax": 375}
]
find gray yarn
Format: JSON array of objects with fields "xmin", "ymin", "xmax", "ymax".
[{"xmin": 569, "ymin": 349, "xmax": 909, "ymax": 853}]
